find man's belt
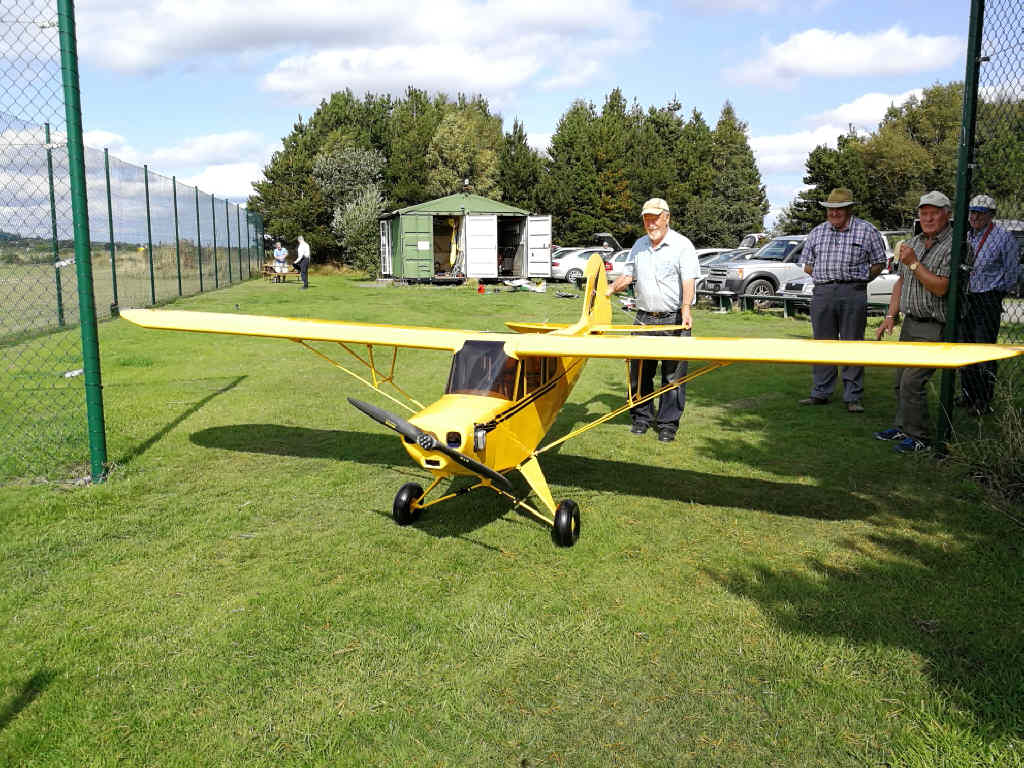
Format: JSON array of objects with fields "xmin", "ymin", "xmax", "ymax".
[
  {"xmin": 815, "ymin": 279, "xmax": 867, "ymax": 285},
  {"xmin": 905, "ymin": 314, "xmax": 942, "ymax": 324},
  {"xmin": 637, "ymin": 309, "xmax": 680, "ymax": 318}
]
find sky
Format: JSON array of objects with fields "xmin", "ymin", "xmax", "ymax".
[{"xmin": 72, "ymin": 0, "xmax": 972, "ymax": 230}]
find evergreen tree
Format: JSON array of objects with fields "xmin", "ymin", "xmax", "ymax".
[
  {"xmin": 591, "ymin": 88, "xmax": 636, "ymax": 240},
  {"xmin": 708, "ymin": 102, "xmax": 769, "ymax": 245},
  {"xmin": 497, "ymin": 118, "xmax": 542, "ymax": 210},
  {"xmin": 674, "ymin": 109, "xmax": 717, "ymax": 245},
  {"xmin": 387, "ymin": 88, "xmax": 446, "ymax": 207},
  {"xmin": 425, "ymin": 98, "xmax": 503, "ymax": 198},
  {"xmin": 536, "ymin": 100, "xmax": 603, "ymax": 245}
]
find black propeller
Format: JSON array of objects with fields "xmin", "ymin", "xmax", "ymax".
[{"xmin": 348, "ymin": 398, "xmax": 512, "ymax": 490}]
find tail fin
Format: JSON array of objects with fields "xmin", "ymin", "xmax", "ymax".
[{"xmin": 560, "ymin": 253, "xmax": 612, "ymax": 335}]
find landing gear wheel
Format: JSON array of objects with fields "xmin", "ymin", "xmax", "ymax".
[
  {"xmin": 552, "ymin": 499, "xmax": 580, "ymax": 547},
  {"xmin": 393, "ymin": 483, "xmax": 424, "ymax": 525},
  {"xmin": 565, "ymin": 268, "xmax": 583, "ymax": 287}
]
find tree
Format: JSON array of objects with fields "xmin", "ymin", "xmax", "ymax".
[
  {"xmin": 706, "ymin": 102, "xmax": 769, "ymax": 244},
  {"xmin": 333, "ymin": 184, "xmax": 385, "ymax": 274},
  {"xmin": 387, "ymin": 88, "xmax": 446, "ymax": 207},
  {"xmin": 425, "ymin": 98, "xmax": 503, "ymax": 198},
  {"xmin": 674, "ymin": 109, "xmax": 717, "ymax": 244},
  {"xmin": 312, "ymin": 145, "xmax": 387, "ymax": 210},
  {"xmin": 498, "ymin": 118, "xmax": 542, "ymax": 211}
]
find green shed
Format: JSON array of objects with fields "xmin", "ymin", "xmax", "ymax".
[{"xmin": 379, "ymin": 193, "xmax": 552, "ymax": 281}]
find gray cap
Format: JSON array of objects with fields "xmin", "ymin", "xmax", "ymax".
[{"xmin": 918, "ymin": 190, "xmax": 951, "ymax": 209}]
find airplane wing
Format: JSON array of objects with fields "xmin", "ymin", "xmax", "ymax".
[
  {"xmin": 504, "ymin": 333, "xmax": 1023, "ymax": 369},
  {"xmin": 121, "ymin": 308, "xmax": 1022, "ymax": 369},
  {"xmin": 120, "ymin": 308, "xmax": 496, "ymax": 352}
]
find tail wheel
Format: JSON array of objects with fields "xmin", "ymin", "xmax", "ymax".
[
  {"xmin": 552, "ymin": 500, "xmax": 580, "ymax": 547},
  {"xmin": 393, "ymin": 482, "xmax": 424, "ymax": 525}
]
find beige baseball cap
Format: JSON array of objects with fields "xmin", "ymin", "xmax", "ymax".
[
  {"xmin": 918, "ymin": 190, "xmax": 951, "ymax": 208},
  {"xmin": 641, "ymin": 198, "xmax": 670, "ymax": 216}
]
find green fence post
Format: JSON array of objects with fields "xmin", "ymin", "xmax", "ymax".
[
  {"xmin": 173, "ymin": 175, "xmax": 182, "ymax": 296},
  {"xmin": 236, "ymin": 204, "xmax": 243, "ymax": 279},
  {"xmin": 143, "ymin": 164, "xmax": 155, "ymax": 305},
  {"xmin": 245, "ymin": 211, "xmax": 251, "ymax": 278},
  {"xmin": 103, "ymin": 147, "xmax": 118, "ymax": 312},
  {"xmin": 44, "ymin": 122, "xmax": 65, "ymax": 327},
  {"xmin": 58, "ymin": 0, "xmax": 108, "ymax": 482},
  {"xmin": 195, "ymin": 186, "xmax": 203, "ymax": 292},
  {"xmin": 937, "ymin": 0, "xmax": 985, "ymax": 451},
  {"xmin": 211, "ymin": 194, "xmax": 219, "ymax": 288},
  {"xmin": 224, "ymin": 198, "xmax": 233, "ymax": 284}
]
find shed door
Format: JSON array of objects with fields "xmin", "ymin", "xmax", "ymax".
[
  {"xmin": 526, "ymin": 215, "xmax": 552, "ymax": 278},
  {"xmin": 401, "ymin": 214, "xmax": 433, "ymax": 278},
  {"xmin": 379, "ymin": 220, "xmax": 392, "ymax": 276},
  {"xmin": 465, "ymin": 214, "xmax": 498, "ymax": 278}
]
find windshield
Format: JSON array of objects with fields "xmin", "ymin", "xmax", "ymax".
[
  {"xmin": 445, "ymin": 340, "xmax": 519, "ymax": 399},
  {"xmin": 753, "ymin": 239, "xmax": 802, "ymax": 262}
]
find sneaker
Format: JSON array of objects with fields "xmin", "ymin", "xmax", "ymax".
[
  {"xmin": 799, "ymin": 396, "xmax": 828, "ymax": 406},
  {"xmin": 874, "ymin": 428, "xmax": 906, "ymax": 441},
  {"xmin": 657, "ymin": 429, "xmax": 675, "ymax": 443},
  {"xmin": 894, "ymin": 436, "xmax": 928, "ymax": 454},
  {"xmin": 630, "ymin": 423, "xmax": 649, "ymax": 435},
  {"xmin": 846, "ymin": 400, "xmax": 864, "ymax": 413}
]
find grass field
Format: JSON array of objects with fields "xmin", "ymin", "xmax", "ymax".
[{"xmin": 2, "ymin": 273, "xmax": 1022, "ymax": 766}]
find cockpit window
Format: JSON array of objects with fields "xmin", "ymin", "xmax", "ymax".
[{"xmin": 445, "ymin": 340, "xmax": 519, "ymax": 399}]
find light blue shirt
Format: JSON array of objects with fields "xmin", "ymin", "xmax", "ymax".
[
  {"xmin": 625, "ymin": 228, "xmax": 700, "ymax": 313},
  {"xmin": 968, "ymin": 223, "xmax": 1020, "ymax": 293}
]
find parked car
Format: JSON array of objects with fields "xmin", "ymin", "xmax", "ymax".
[
  {"xmin": 696, "ymin": 248, "xmax": 756, "ymax": 291},
  {"xmin": 777, "ymin": 270, "xmax": 899, "ymax": 314},
  {"xmin": 605, "ymin": 248, "xmax": 631, "ymax": 281},
  {"xmin": 550, "ymin": 247, "xmax": 612, "ymax": 283},
  {"xmin": 702, "ymin": 236, "xmax": 807, "ymax": 300}
]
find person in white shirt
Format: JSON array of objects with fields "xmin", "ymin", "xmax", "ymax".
[
  {"xmin": 605, "ymin": 198, "xmax": 700, "ymax": 442},
  {"xmin": 294, "ymin": 235, "xmax": 311, "ymax": 289}
]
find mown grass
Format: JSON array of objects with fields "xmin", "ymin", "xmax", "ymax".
[{"xmin": 2, "ymin": 273, "xmax": 1022, "ymax": 766}]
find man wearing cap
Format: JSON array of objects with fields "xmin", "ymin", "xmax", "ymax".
[
  {"xmin": 958, "ymin": 194, "xmax": 1021, "ymax": 414},
  {"xmin": 874, "ymin": 191, "xmax": 954, "ymax": 453},
  {"xmin": 605, "ymin": 197, "xmax": 700, "ymax": 442},
  {"xmin": 798, "ymin": 187, "xmax": 888, "ymax": 412}
]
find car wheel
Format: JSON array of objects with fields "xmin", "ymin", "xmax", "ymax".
[
  {"xmin": 564, "ymin": 268, "xmax": 583, "ymax": 286},
  {"xmin": 743, "ymin": 278, "xmax": 775, "ymax": 310}
]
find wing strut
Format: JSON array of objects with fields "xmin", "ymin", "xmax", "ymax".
[
  {"xmin": 533, "ymin": 361, "xmax": 731, "ymax": 456},
  {"xmin": 296, "ymin": 340, "xmax": 425, "ymax": 413}
]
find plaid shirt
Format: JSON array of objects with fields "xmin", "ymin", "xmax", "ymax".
[
  {"xmin": 898, "ymin": 226, "xmax": 952, "ymax": 323},
  {"xmin": 800, "ymin": 216, "xmax": 887, "ymax": 282},
  {"xmin": 968, "ymin": 223, "xmax": 1020, "ymax": 293}
]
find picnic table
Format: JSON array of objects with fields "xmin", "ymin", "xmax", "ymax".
[{"xmin": 261, "ymin": 263, "xmax": 299, "ymax": 283}]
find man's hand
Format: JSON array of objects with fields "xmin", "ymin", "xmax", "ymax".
[
  {"xmin": 898, "ymin": 243, "xmax": 918, "ymax": 267},
  {"xmin": 875, "ymin": 316, "xmax": 895, "ymax": 339},
  {"xmin": 681, "ymin": 307, "xmax": 693, "ymax": 330}
]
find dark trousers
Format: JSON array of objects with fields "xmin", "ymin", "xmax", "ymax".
[
  {"xmin": 959, "ymin": 290, "xmax": 1004, "ymax": 407},
  {"xmin": 893, "ymin": 315, "xmax": 944, "ymax": 442},
  {"xmin": 809, "ymin": 281, "xmax": 868, "ymax": 402},
  {"xmin": 298, "ymin": 259, "xmax": 308, "ymax": 288},
  {"xmin": 630, "ymin": 310, "xmax": 689, "ymax": 435}
]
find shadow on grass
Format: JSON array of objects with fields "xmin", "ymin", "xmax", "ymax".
[
  {"xmin": 0, "ymin": 670, "xmax": 53, "ymax": 732},
  {"xmin": 191, "ymin": 424, "xmax": 870, "ymax": 522},
  {"xmin": 116, "ymin": 375, "xmax": 246, "ymax": 466},
  {"xmin": 704, "ymin": 527, "xmax": 1024, "ymax": 737}
]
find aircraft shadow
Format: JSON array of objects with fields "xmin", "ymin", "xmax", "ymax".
[{"xmin": 191, "ymin": 424, "xmax": 869, "ymax": 522}]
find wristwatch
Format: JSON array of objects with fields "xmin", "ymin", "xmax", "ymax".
[{"xmin": 909, "ymin": 261, "xmax": 920, "ymax": 272}]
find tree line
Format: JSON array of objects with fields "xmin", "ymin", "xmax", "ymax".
[
  {"xmin": 775, "ymin": 82, "xmax": 1024, "ymax": 234},
  {"xmin": 247, "ymin": 87, "xmax": 768, "ymax": 269}
]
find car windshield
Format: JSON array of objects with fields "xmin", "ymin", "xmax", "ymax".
[
  {"xmin": 754, "ymin": 239, "xmax": 802, "ymax": 262},
  {"xmin": 445, "ymin": 340, "xmax": 519, "ymax": 399}
]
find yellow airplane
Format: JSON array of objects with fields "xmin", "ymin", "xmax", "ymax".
[{"xmin": 122, "ymin": 255, "xmax": 1022, "ymax": 546}]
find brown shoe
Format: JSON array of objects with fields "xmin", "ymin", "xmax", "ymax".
[
  {"xmin": 799, "ymin": 396, "xmax": 828, "ymax": 406},
  {"xmin": 847, "ymin": 401, "xmax": 864, "ymax": 413}
]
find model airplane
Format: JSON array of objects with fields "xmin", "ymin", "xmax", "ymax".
[{"xmin": 122, "ymin": 255, "xmax": 1022, "ymax": 546}]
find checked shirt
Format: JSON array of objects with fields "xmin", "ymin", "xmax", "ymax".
[{"xmin": 800, "ymin": 216, "xmax": 887, "ymax": 282}]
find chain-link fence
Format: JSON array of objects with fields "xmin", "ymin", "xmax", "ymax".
[{"xmin": 1, "ymin": 0, "xmax": 264, "ymax": 483}]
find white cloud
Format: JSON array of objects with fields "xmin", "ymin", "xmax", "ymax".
[
  {"xmin": 76, "ymin": 0, "xmax": 649, "ymax": 100},
  {"xmin": 808, "ymin": 89, "xmax": 923, "ymax": 131},
  {"xmin": 750, "ymin": 123, "xmax": 846, "ymax": 174},
  {"xmin": 149, "ymin": 132, "xmax": 267, "ymax": 168},
  {"xmin": 527, "ymin": 132, "xmax": 552, "ymax": 153},
  {"xmin": 727, "ymin": 26, "xmax": 963, "ymax": 87},
  {"xmin": 263, "ymin": 46, "xmax": 543, "ymax": 102},
  {"xmin": 675, "ymin": 0, "xmax": 835, "ymax": 12},
  {"xmin": 180, "ymin": 162, "xmax": 263, "ymax": 200}
]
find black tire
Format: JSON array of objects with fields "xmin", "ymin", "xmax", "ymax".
[
  {"xmin": 552, "ymin": 499, "xmax": 580, "ymax": 547},
  {"xmin": 392, "ymin": 482, "xmax": 424, "ymax": 525},
  {"xmin": 743, "ymin": 278, "xmax": 775, "ymax": 309},
  {"xmin": 564, "ymin": 268, "xmax": 583, "ymax": 286}
]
